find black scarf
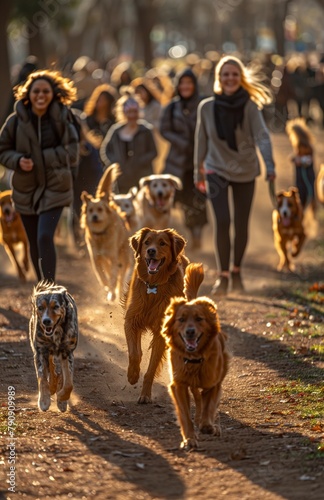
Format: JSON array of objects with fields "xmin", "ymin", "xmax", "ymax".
[{"xmin": 213, "ymin": 87, "xmax": 250, "ymax": 151}]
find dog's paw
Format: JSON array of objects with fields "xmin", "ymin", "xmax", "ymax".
[
  {"xmin": 38, "ymin": 394, "xmax": 51, "ymax": 411},
  {"xmin": 137, "ymin": 394, "xmax": 152, "ymax": 404},
  {"xmin": 106, "ymin": 291, "xmax": 116, "ymax": 302},
  {"xmin": 181, "ymin": 437, "xmax": 198, "ymax": 451},
  {"xmin": 57, "ymin": 399, "xmax": 68, "ymax": 412},
  {"xmin": 127, "ymin": 366, "xmax": 140, "ymax": 385},
  {"xmin": 200, "ymin": 423, "xmax": 217, "ymax": 435},
  {"xmin": 57, "ymin": 386, "xmax": 73, "ymax": 402}
]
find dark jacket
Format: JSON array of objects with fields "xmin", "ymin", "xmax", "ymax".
[
  {"xmin": 0, "ymin": 100, "xmax": 79, "ymax": 215},
  {"xmin": 159, "ymin": 68, "xmax": 202, "ymax": 179},
  {"xmin": 100, "ymin": 120, "xmax": 157, "ymax": 193}
]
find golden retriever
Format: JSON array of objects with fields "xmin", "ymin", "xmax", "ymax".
[
  {"xmin": 272, "ymin": 187, "xmax": 306, "ymax": 271},
  {"xmin": 80, "ymin": 164, "xmax": 131, "ymax": 301},
  {"xmin": 135, "ymin": 174, "xmax": 182, "ymax": 229},
  {"xmin": 123, "ymin": 227, "xmax": 203, "ymax": 403},
  {"xmin": 0, "ymin": 190, "xmax": 29, "ymax": 281},
  {"xmin": 161, "ymin": 278, "xmax": 230, "ymax": 450}
]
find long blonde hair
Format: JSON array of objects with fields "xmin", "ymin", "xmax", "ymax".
[{"xmin": 214, "ymin": 55, "xmax": 273, "ymax": 109}]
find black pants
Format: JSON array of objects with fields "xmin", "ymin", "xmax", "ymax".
[
  {"xmin": 20, "ymin": 207, "xmax": 63, "ymax": 282},
  {"xmin": 206, "ymin": 173, "xmax": 255, "ymax": 272}
]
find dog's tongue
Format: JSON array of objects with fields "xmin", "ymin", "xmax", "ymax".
[
  {"xmin": 5, "ymin": 213, "xmax": 14, "ymax": 223},
  {"xmin": 156, "ymin": 197, "xmax": 166, "ymax": 208},
  {"xmin": 282, "ymin": 216, "xmax": 291, "ymax": 227},
  {"xmin": 148, "ymin": 259, "xmax": 160, "ymax": 272},
  {"xmin": 185, "ymin": 339, "xmax": 198, "ymax": 351}
]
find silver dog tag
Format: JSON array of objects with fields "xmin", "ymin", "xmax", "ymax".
[{"xmin": 147, "ymin": 285, "xmax": 157, "ymax": 294}]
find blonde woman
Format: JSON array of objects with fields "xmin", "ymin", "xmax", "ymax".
[{"xmin": 194, "ymin": 55, "xmax": 276, "ymax": 296}]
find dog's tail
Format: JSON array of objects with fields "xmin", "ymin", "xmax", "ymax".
[
  {"xmin": 95, "ymin": 163, "xmax": 121, "ymax": 198},
  {"xmin": 184, "ymin": 263, "xmax": 204, "ymax": 301}
]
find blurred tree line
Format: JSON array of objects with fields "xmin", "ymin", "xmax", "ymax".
[{"xmin": 1, "ymin": 0, "xmax": 324, "ymax": 123}]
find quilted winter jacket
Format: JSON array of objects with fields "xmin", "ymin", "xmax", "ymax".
[{"xmin": 0, "ymin": 100, "xmax": 79, "ymax": 215}]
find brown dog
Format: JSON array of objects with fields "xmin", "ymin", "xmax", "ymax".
[
  {"xmin": 161, "ymin": 272, "xmax": 229, "ymax": 450},
  {"xmin": 80, "ymin": 165, "xmax": 131, "ymax": 302},
  {"xmin": 272, "ymin": 187, "xmax": 306, "ymax": 271},
  {"xmin": 0, "ymin": 190, "xmax": 29, "ymax": 281},
  {"xmin": 135, "ymin": 174, "xmax": 182, "ymax": 230},
  {"xmin": 124, "ymin": 227, "xmax": 203, "ymax": 403}
]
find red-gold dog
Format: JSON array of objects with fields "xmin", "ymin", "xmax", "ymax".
[
  {"xmin": 161, "ymin": 271, "xmax": 229, "ymax": 450},
  {"xmin": 0, "ymin": 190, "xmax": 29, "ymax": 281},
  {"xmin": 272, "ymin": 187, "xmax": 306, "ymax": 271}
]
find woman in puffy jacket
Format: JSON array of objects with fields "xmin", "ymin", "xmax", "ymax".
[{"xmin": 0, "ymin": 69, "xmax": 79, "ymax": 282}]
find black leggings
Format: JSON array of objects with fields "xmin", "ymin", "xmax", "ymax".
[
  {"xmin": 20, "ymin": 207, "xmax": 63, "ymax": 282},
  {"xmin": 206, "ymin": 173, "xmax": 255, "ymax": 272}
]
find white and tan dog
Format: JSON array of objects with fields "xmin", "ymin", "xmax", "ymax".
[
  {"xmin": 135, "ymin": 174, "xmax": 182, "ymax": 230},
  {"xmin": 113, "ymin": 187, "xmax": 139, "ymax": 232}
]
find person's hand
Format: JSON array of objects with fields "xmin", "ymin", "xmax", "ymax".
[
  {"xmin": 195, "ymin": 180, "xmax": 206, "ymax": 194},
  {"xmin": 266, "ymin": 172, "xmax": 276, "ymax": 182},
  {"xmin": 19, "ymin": 156, "xmax": 34, "ymax": 172}
]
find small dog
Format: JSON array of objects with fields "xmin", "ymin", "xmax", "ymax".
[
  {"xmin": 161, "ymin": 275, "xmax": 230, "ymax": 450},
  {"xmin": 135, "ymin": 174, "xmax": 182, "ymax": 229},
  {"xmin": 29, "ymin": 281, "xmax": 79, "ymax": 412},
  {"xmin": 272, "ymin": 187, "xmax": 306, "ymax": 271},
  {"xmin": 80, "ymin": 164, "xmax": 131, "ymax": 302},
  {"xmin": 113, "ymin": 186, "xmax": 139, "ymax": 232},
  {"xmin": 286, "ymin": 118, "xmax": 316, "ymax": 212},
  {"xmin": 124, "ymin": 227, "xmax": 203, "ymax": 404},
  {"xmin": 0, "ymin": 190, "xmax": 29, "ymax": 281}
]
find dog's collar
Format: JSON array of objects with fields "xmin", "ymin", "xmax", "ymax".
[
  {"xmin": 184, "ymin": 357, "xmax": 204, "ymax": 364},
  {"xmin": 145, "ymin": 282, "xmax": 158, "ymax": 294}
]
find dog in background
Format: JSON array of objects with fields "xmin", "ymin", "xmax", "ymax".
[
  {"xmin": 124, "ymin": 227, "xmax": 203, "ymax": 404},
  {"xmin": 113, "ymin": 186, "xmax": 139, "ymax": 232},
  {"xmin": 272, "ymin": 187, "xmax": 306, "ymax": 271},
  {"xmin": 286, "ymin": 118, "xmax": 316, "ymax": 214},
  {"xmin": 0, "ymin": 190, "xmax": 29, "ymax": 281},
  {"xmin": 80, "ymin": 164, "xmax": 131, "ymax": 302},
  {"xmin": 29, "ymin": 281, "xmax": 78, "ymax": 412},
  {"xmin": 134, "ymin": 174, "xmax": 182, "ymax": 230},
  {"xmin": 161, "ymin": 269, "xmax": 229, "ymax": 450}
]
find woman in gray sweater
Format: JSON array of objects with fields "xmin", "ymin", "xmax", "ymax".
[{"xmin": 194, "ymin": 55, "xmax": 276, "ymax": 295}]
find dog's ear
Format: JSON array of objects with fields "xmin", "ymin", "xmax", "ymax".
[
  {"xmin": 129, "ymin": 186, "xmax": 138, "ymax": 199},
  {"xmin": 168, "ymin": 175, "xmax": 183, "ymax": 190},
  {"xmin": 194, "ymin": 297, "xmax": 221, "ymax": 332},
  {"xmin": 81, "ymin": 191, "xmax": 91, "ymax": 203},
  {"xmin": 166, "ymin": 229, "xmax": 186, "ymax": 259},
  {"xmin": 130, "ymin": 227, "xmax": 151, "ymax": 256},
  {"xmin": 139, "ymin": 176, "xmax": 152, "ymax": 189},
  {"xmin": 161, "ymin": 297, "xmax": 187, "ymax": 341}
]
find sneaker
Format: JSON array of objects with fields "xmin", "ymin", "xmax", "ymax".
[{"xmin": 211, "ymin": 276, "xmax": 229, "ymax": 297}]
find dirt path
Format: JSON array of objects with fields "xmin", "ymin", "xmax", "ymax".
[{"xmin": 0, "ymin": 132, "xmax": 323, "ymax": 499}]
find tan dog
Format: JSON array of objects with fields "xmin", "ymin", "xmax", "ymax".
[
  {"xmin": 0, "ymin": 190, "xmax": 29, "ymax": 281},
  {"xmin": 272, "ymin": 187, "xmax": 306, "ymax": 271},
  {"xmin": 124, "ymin": 227, "xmax": 203, "ymax": 404},
  {"xmin": 135, "ymin": 174, "xmax": 182, "ymax": 229},
  {"xmin": 80, "ymin": 165, "xmax": 131, "ymax": 302},
  {"xmin": 161, "ymin": 279, "xmax": 229, "ymax": 450},
  {"xmin": 113, "ymin": 186, "xmax": 139, "ymax": 232}
]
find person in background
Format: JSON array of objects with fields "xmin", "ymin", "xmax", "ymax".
[
  {"xmin": 195, "ymin": 55, "xmax": 276, "ymax": 295},
  {"xmin": 100, "ymin": 91, "xmax": 157, "ymax": 193},
  {"xmin": 71, "ymin": 84, "xmax": 118, "ymax": 246},
  {"xmin": 0, "ymin": 69, "xmax": 79, "ymax": 282},
  {"xmin": 160, "ymin": 68, "xmax": 208, "ymax": 249}
]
